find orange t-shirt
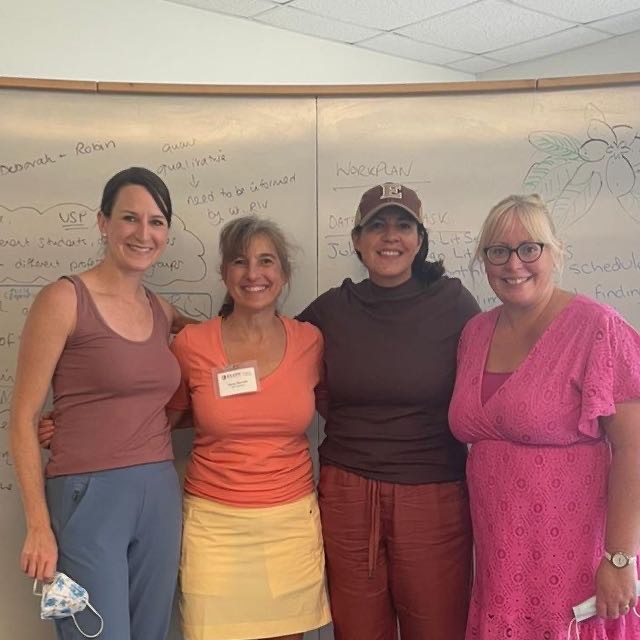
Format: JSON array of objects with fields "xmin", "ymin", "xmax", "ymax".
[{"xmin": 168, "ymin": 316, "xmax": 323, "ymax": 507}]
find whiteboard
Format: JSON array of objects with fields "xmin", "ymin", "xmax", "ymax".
[
  {"xmin": 0, "ymin": 88, "xmax": 318, "ymax": 639},
  {"xmin": 1, "ymin": 79, "xmax": 640, "ymax": 640},
  {"xmin": 317, "ymin": 87, "xmax": 640, "ymax": 329}
]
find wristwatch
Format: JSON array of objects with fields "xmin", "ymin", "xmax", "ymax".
[{"xmin": 604, "ymin": 550, "xmax": 637, "ymax": 569}]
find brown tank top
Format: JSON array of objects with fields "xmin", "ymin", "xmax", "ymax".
[{"xmin": 46, "ymin": 275, "xmax": 180, "ymax": 477}]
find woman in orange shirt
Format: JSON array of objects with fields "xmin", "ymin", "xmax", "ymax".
[{"xmin": 167, "ymin": 216, "xmax": 331, "ymax": 640}]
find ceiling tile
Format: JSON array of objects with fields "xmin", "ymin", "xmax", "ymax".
[
  {"xmin": 446, "ymin": 56, "xmax": 507, "ymax": 73},
  {"xmin": 256, "ymin": 6, "xmax": 380, "ymax": 43},
  {"xmin": 360, "ymin": 33, "xmax": 467, "ymax": 64},
  {"xmin": 512, "ymin": 0, "xmax": 640, "ymax": 24},
  {"xmin": 167, "ymin": 0, "xmax": 640, "ymax": 72},
  {"xmin": 164, "ymin": 0, "xmax": 207, "ymax": 11},
  {"xmin": 289, "ymin": 0, "xmax": 476, "ymax": 31},
  {"xmin": 590, "ymin": 9, "xmax": 640, "ymax": 34},
  {"xmin": 166, "ymin": 0, "xmax": 274, "ymax": 18},
  {"xmin": 489, "ymin": 26, "xmax": 611, "ymax": 64},
  {"xmin": 396, "ymin": 0, "xmax": 572, "ymax": 53}
]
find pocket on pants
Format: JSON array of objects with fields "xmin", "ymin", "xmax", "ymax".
[{"xmin": 47, "ymin": 474, "xmax": 93, "ymax": 539}]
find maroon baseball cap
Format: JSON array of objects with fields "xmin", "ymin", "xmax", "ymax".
[{"xmin": 354, "ymin": 182, "xmax": 423, "ymax": 228}]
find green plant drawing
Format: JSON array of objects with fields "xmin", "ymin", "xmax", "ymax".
[{"xmin": 523, "ymin": 104, "xmax": 640, "ymax": 228}]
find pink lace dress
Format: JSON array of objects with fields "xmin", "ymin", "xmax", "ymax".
[{"xmin": 449, "ymin": 295, "xmax": 640, "ymax": 639}]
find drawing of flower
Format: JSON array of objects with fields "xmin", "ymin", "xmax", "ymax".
[
  {"xmin": 579, "ymin": 120, "xmax": 637, "ymax": 196},
  {"xmin": 524, "ymin": 104, "xmax": 640, "ymax": 228}
]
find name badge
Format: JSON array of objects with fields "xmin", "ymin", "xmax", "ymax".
[{"xmin": 213, "ymin": 361, "xmax": 259, "ymax": 398}]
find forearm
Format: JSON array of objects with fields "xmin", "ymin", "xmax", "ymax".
[
  {"xmin": 594, "ymin": 403, "xmax": 640, "ymax": 618},
  {"xmin": 606, "ymin": 446, "xmax": 640, "ymax": 555},
  {"xmin": 10, "ymin": 417, "xmax": 51, "ymax": 530}
]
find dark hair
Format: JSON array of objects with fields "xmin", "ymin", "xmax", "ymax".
[
  {"xmin": 352, "ymin": 208, "xmax": 444, "ymax": 285},
  {"xmin": 218, "ymin": 216, "xmax": 293, "ymax": 317},
  {"xmin": 100, "ymin": 167, "xmax": 173, "ymax": 227},
  {"xmin": 411, "ymin": 224, "xmax": 445, "ymax": 284}
]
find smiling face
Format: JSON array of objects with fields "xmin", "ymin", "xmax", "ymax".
[
  {"xmin": 483, "ymin": 219, "xmax": 556, "ymax": 310},
  {"xmin": 222, "ymin": 233, "xmax": 287, "ymax": 314},
  {"xmin": 98, "ymin": 184, "xmax": 169, "ymax": 273},
  {"xmin": 352, "ymin": 208, "xmax": 422, "ymax": 287}
]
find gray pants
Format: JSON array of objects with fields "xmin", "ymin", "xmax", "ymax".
[{"xmin": 46, "ymin": 461, "xmax": 182, "ymax": 640}]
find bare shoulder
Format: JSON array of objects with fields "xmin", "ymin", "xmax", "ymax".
[
  {"xmin": 33, "ymin": 278, "xmax": 76, "ymax": 311},
  {"xmin": 27, "ymin": 278, "xmax": 77, "ymax": 332},
  {"xmin": 13, "ymin": 279, "xmax": 78, "ymax": 405}
]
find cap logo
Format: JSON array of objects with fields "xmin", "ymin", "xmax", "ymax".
[{"xmin": 380, "ymin": 183, "xmax": 403, "ymax": 200}]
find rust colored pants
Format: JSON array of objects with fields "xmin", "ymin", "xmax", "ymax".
[{"xmin": 318, "ymin": 465, "xmax": 472, "ymax": 640}]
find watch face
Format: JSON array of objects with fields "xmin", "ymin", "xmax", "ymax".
[{"xmin": 613, "ymin": 552, "xmax": 629, "ymax": 568}]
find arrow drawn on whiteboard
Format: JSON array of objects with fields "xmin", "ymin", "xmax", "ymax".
[{"xmin": 524, "ymin": 104, "xmax": 640, "ymax": 228}]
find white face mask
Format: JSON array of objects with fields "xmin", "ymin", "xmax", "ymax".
[
  {"xmin": 33, "ymin": 572, "xmax": 104, "ymax": 638},
  {"xmin": 572, "ymin": 594, "xmax": 598, "ymax": 623},
  {"xmin": 568, "ymin": 579, "xmax": 640, "ymax": 639}
]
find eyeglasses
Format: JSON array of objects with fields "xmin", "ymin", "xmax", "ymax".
[{"xmin": 483, "ymin": 242, "xmax": 545, "ymax": 266}]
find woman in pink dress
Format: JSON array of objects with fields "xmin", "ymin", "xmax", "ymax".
[{"xmin": 449, "ymin": 194, "xmax": 640, "ymax": 640}]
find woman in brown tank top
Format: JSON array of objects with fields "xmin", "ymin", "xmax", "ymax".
[{"xmin": 10, "ymin": 167, "xmax": 190, "ymax": 640}]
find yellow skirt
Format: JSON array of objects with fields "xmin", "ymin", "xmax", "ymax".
[{"xmin": 180, "ymin": 492, "xmax": 331, "ymax": 640}]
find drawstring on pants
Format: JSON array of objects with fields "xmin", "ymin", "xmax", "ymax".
[{"xmin": 367, "ymin": 479, "xmax": 381, "ymax": 578}]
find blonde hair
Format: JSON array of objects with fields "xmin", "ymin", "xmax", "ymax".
[{"xmin": 471, "ymin": 194, "xmax": 564, "ymax": 273}]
